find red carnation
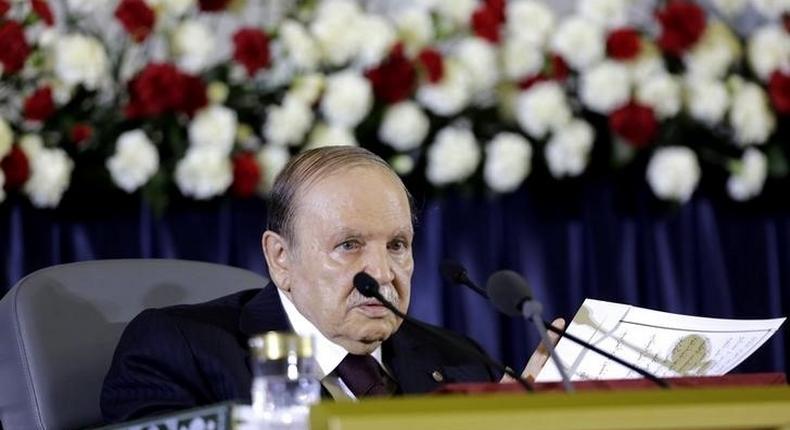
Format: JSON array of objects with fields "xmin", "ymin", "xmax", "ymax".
[
  {"xmin": 125, "ymin": 63, "xmax": 207, "ymax": 119},
  {"xmin": 179, "ymin": 74, "xmax": 209, "ymax": 117},
  {"xmin": 486, "ymin": 0, "xmax": 506, "ymax": 22},
  {"xmin": 0, "ymin": 21, "xmax": 30, "ymax": 75},
  {"xmin": 198, "ymin": 0, "xmax": 230, "ymax": 12},
  {"xmin": 115, "ymin": 0, "xmax": 155, "ymax": 43},
  {"xmin": 23, "ymin": 86, "xmax": 55, "ymax": 122},
  {"xmin": 232, "ymin": 28, "xmax": 270, "ymax": 76},
  {"xmin": 783, "ymin": 12, "xmax": 790, "ymax": 33},
  {"xmin": 655, "ymin": 0, "xmax": 706, "ymax": 57},
  {"xmin": 365, "ymin": 43, "xmax": 417, "ymax": 104},
  {"xmin": 70, "ymin": 123, "xmax": 93, "ymax": 147},
  {"xmin": 0, "ymin": 0, "xmax": 10, "ymax": 17},
  {"xmin": 548, "ymin": 54, "xmax": 570, "ymax": 81},
  {"xmin": 607, "ymin": 28, "xmax": 642, "ymax": 60},
  {"xmin": 609, "ymin": 101, "xmax": 658, "ymax": 148},
  {"xmin": 1, "ymin": 145, "xmax": 30, "ymax": 190},
  {"xmin": 517, "ymin": 74, "xmax": 547, "ymax": 90},
  {"xmin": 231, "ymin": 152, "xmax": 261, "ymax": 198},
  {"xmin": 31, "ymin": 0, "xmax": 54, "ymax": 26},
  {"xmin": 417, "ymin": 48, "xmax": 444, "ymax": 83},
  {"xmin": 472, "ymin": 5, "xmax": 502, "ymax": 44},
  {"xmin": 769, "ymin": 71, "xmax": 790, "ymax": 115}
]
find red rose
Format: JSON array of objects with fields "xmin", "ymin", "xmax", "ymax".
[
  {"xmin": 115, "ymin": 0, "xmax": 155, "ymax": 43},
  {"xmin": 486, "ymin": 0, "xmax": 506, "ymax": 22},
  {"xmin": 23, "ymin": 86, "xmax": 55, "ymax": 122},
  {"xmin": 198, "ymin": 0, "xmax": 230, "ymax": 12},
  {"xmin": 0, "ymin": 21, "xmax": 30, "ymax": 75},
  {"xmin": 1, "ymin": 145, "xmax": 30, "ymax": 190},
  {"xmin": 0, "ymin": 0, "xmax": 10, "ymax": 16},
  {"xmin": 607, "ymin": 28, "xmax": 642, "ymax": 60},
  {"xmin": 609, "ymin": 101, "xmax": 658, "ymax": 148},
  {"xmin": 365, "ymin": 43, "xmax": 416, "ymax": 104},
  {"xmin": 769, "ymin": 71, "xmax": 790, "ymax": 115},
  {"xmin": 417, "ymin": 48, "xmax": 444, "ymax": 83},
  {"xmin": 472, "ymin": 5, "xmax": 502, "ymax": 44},
  {"xmin": 31, "ymin": 0, "xmax": 54, "ymax": 26},
  {"xmin": 179, "ymin": 74, "xmax": 208, "ymax": 117},
  {"xmin": 125, "ymin": 63, "xmax": 206, "ymax": 118},
  {"xmin": 70, "ymin": 123, "xmax": 93, "ymax": 147},
  {"xmin": 655, "ymin": 0, "xmax": 706, "ymax": 57},
  {"xmin": 231, "ymin": 152, "xmax": 260, "ymax": 198},
  {"xmin": 232, "ymin": 28, "xmax": 271, "ymax": 76}
]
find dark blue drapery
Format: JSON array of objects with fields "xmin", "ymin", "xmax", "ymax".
[{"xmin": 1, "ymin": 185, "xmax": 787, "ymax": 374}]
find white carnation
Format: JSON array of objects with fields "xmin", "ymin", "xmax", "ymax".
[
  {"xmin": 54, "ymin": 34, "xmax": 109, "ymax": 90},
  {"xmin": 628, "ymin": 49, "xmax": 666, "ymax": 83},
  {"xmin": 320, "ymin": 71, "xmax": 372, "ymax": 128},
  {"xmin": 289, "ymin": 73, "xmax": 325, "ymax": 105},
  {"xmin": 516, "ymin": 81, "xmax": 572, "ymax": 139},
  {"xmin": 263, "ymin": 96, "xmax": 314, "ymax": 146},
  {"xmin": 172, "ymin": 20, "xmax": 216, "ymax": 74},
  {"xmin": 484, "ymin": 132, "xmax": 533, "ymax": 192},
  {"xmin": 684, "ymin": 21, "xmax": 742, "ymax": 79},
  {"xmin": 379, "ymin": 101, "xmax": 429, "ymax": 151},
  {"xmin": 417, "ymin": 59, "xmax": 472, "ymax": 116},
  {"xmin": 394, "ymin": 7, "xmax": 435, "ymax": 55},
  {"xmin": 636, "ymin": 73, "xmax": 682, "ymax": 120},
  {"xmin": 280, "ymin": 20, "xmax": 320, "ymax": 71},
  {"xmin": 729, "ymin": 81, "xmax": 776, "ymax": 146},
  {"xmin": 426, "ymin": 126, "xmax": 480, "ymax": 186},
  {"xmin": 506, "ymin": 1, "xmax": 555, "ymax": 47},
  {"xmin": 256, "ymin": 144, "xmax": 290, "ymax": 194},
  {"xmin": 0, "ymin": 116, "xmax": 13, "ymax": 160},
  {"xmin": 23, "ymin": 147, "xmax": 74, "ymax": 208},
  {"xmin": 577, "ymin": 0, "xmax": 628, "ymax": 29},
  {"xmin": 306, "ymin": 123, "xmax": 358, "ymax": 149},
  {"xmin": 19, "ymin": 134, "xmax": 44, "ymax": 158},
  {"xmin": 579, "ymin": 60, "xmax": 631, "ymax": 114},
  {"xmin": 430, "ymin": 0, "xmax": 477, "ymax": 26},
  {"xmin": 684, "ymin": 78, "xmax": 729, "ymax": 125},
  {"xmin": 747, "ymin": 25, "xmax": 790, "ymax": 82},
  {"xmin": 356, "ymin": 14, "xmax": 397, "ymax": 67},
  {"xmin": 107, "ymin": 129, "xmax": 159, "ymax": 193},
  {"xmin": 188, "ymin": 105, "xmax": 238, "ymax": 155},
  {"xmin": 646, "ymin": 146, "xmax": 701, "ymax": 203},
  {"xmin": 67, "ymin": 0, "xmax": 114, "ymax": 14},
  {"xmin": 310, "ymin": 0, "xmax": 365, "ymax": 66},
  {"xmin": 751, "ymin": 0, "xmax": 790, "ymax": 19},
  {"xmin": 710, "ymin": 0, "xmax": 749, "ymax": 16},
  {"xmin": 550, "ymin": 16, "xmax": 605, "ymax": 71},
  {"xmin": 145, "ymin": 0, "xmax": 194, "ymax": 17},
  {"xmin": 174, "ymin": 148, "xmax": 232, "ymax": 200},
  {"xmin": 456, "ymin": 37, "xmax": 499, "ymax": 94},
  {"xmin": 544, "ymin": 119, "xmax": 594, "ymax": 178},
  {"xmin": 390, "ymin": 154, "xmax": 415, "ymax": 175},
  {"xmin": 727, "ymin": 148, "xmax": 768, "ymax": 201},
  {"xmin": 501, "ymin": 35, "xmax": 544, "ymax": 80}
]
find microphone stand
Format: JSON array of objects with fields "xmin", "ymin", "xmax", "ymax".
[{"xmin": 520, "ymin": 299, "xmax": 574, "ymax": 393}]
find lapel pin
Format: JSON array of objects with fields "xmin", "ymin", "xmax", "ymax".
[{"xmin": 431, "ymin": 370, "xmax": 444, "ymax": 382}]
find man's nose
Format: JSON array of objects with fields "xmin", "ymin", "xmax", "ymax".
[{"xmin": 362, "ymin": 245, "xmax": 395, "ymax": 286}]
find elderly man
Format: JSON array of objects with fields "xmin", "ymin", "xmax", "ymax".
[{"xmin": 101, "ymin": 146, "xmax": 561, "ymax": 422}]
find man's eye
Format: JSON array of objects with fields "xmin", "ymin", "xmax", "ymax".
[
  {"xmin": 339, "ymin": 240, "xmax": 360, "ymax": 251},
  {"xmin": 389, "ymin": 240, "xmax": 408, "ymax": 252}
]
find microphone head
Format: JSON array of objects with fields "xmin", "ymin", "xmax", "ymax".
[
  {"xmin": 486, "ymin": 270, "xmax": 533, "ymax": 317},
  {"xmin": 440, "ymin": 259, "xmax": 467, "ymax": 284},
  {"xmin": 353, "ymin": 272, "xmax": 380, "ymax": 298}
]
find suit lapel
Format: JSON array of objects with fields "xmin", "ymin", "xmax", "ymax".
[
  {"xmin": 384, "ymin": 324, "xmax": 446, "ymax": 394},
  {"xmin": 238, "ymin": 282, "xmax": 292, "ymax": 337}
]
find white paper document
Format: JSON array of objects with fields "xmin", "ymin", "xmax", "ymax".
[{"xmin": 536, "ymin": 299, "xmax": 786, "ymax": 382}]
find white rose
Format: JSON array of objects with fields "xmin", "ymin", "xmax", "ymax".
[
  {"xmin": 289, "ymin": 73, "xmax": 325, "ymax": 105},
  {"xmin": 684, "ymin": 21, "xmax": 742, "ymax": 79},
  {"xmin": 174, "ymin": 148, "xmax": 232, "ymax": 200},
  {"xmin": 506, "ymin": 1, "xmax": 555, "ymax": 47},
  {"xmin": 416, "ymin": 59, "xmax": 472, "ymax": 116},
  {"xmin": 751, "ymin": 0, "xmax": 790, "ymax": 19},
  {"xmin": 579, "ymin": 60, "xmax": 631, "ymax": 114},
  {"xmin": 0, "ymin": 116, "xmax": 13, "ymax": 160},
  {"xmin": 550, "ymin": 16, "xmax": 605, "ymax": 71},
  {"xmin": 306, "ymin": 123, "xmax": 358, "ymax": 150},
  {"xmin": 636, "ymin": 73, "xmax": 681, "ymax": 120},
  {"xmin": 577, "ymin": 0, "xmax": 628, "ymax": 29},
  {"xmin": 710, "ymin": 0, "xmax": 749, "ymax": 16},
  {"xmin": 544, "ymin": 119, "xmax": 594, "ymax": 178},
  {"xmin": 280, "ymin": 20, "xmax": 320, "ymax": 71},
  {"xmin": 684, "ymin": 78, "xmax": 729, "ymax": 125},
  {"xmin": 263, "ymin": 96, "xmax": 314, "ymax": 146},
  {"xmin": 646, "ymin": 146, "xmax": 701, "ymax": 203},
  {"xmin": 394, "ymin": 7, "xmax": 434, "ymax": 55},
  {"xmin": 426, "ymin": 126, "xmax": 480, "ymax": 186},
  {"xmin": 23, "ymin": 147, "xmax": 74, "ymax": 208},
  {"xmin": 727, "ymin": 148, "xmax": 768, "ymax": 201},
  {"xmin": 456, "ymin": 37, "xmax": 499, "ymax": 94},
  {"xmin": 256, "ymin": 144, "xmax": 290, "ymax": 194},
  {"xmin": 729, "ymin": 81, "xmax": 776, "ymax": 146},
  {"xmin": 747, "ymin": 25, "xmax": 790, "ymax": 82},
  {"xmin": 356, "ymin": 14, "xmax": 397, "ymax": 67},
  {"xmin": 107, "ymin": 129, "xmax": 160, "ymax": 193},
  {"xmin": 320, "ymin": 71, "xmax": 372, "ymax": 128},
  {"xmin": 516, "ymin": 81, "xmax": 572, "ymax": 139},
  {"xmin": 172, "ymin": 20, "xmax": 215, "ymax": 74},
  {"xmin": 188, "ymin": 105, "xmax": 238, "ymax": 155},
  {"xmin": 0, "ymin": 170, "xmax": 5, "ymax": 204},
  {"xmin": 379, "ymin": 101, "xmax": 429, "ymax": 151},
  {"xmin": 501, "ymin": 35, "xmax": 544, "ymax": 80},
  {"xmin": 484, "ymin": 132, "xmax": 532, "ymax": 192},
  {"xmin": 309, "ymin": 0, "xmax": 364, "ymax": 66},
  {"xmin": 54, "ymin": 34, "xmax": 108, "ymax": 90}
]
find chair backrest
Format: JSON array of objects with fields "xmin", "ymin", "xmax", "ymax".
[{"xmin": 0, "ymin": 259, "xmax": 269, "ymax": 430}]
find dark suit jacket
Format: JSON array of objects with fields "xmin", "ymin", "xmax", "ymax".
[{"xmin": 101, "ymin": 284, "xmax": 500, "ymax": 423}]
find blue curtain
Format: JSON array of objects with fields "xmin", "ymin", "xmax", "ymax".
[{"xmin": 1, "ymin": 186, "xmax": 787, "ymax": 375}]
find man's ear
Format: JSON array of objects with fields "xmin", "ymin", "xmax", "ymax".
[{"xmin": 262, "ymin": 230, "xmax": 291, "ymax": 293}]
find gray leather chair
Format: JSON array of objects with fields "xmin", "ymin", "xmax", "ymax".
[{"xmin": 0, "ymin": 259, "xmax": 269, "ymax": 430}]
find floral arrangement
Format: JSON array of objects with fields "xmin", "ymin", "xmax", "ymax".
[{"xmin": 0, "ymin": 0, "xmax": 788, "ymax": 212}]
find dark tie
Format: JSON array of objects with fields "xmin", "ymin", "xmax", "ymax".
[{"xmin": 334, "ymin": 354, "xmax": 393, "ymax": 397}]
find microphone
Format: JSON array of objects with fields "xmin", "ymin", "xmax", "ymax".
[
  {"xmin": 439, "ymin": 259, "xmax": 487, "ymax": 297},
  {"xmin": 442, "ymin": 260, "xmax": 669, "ymax": 389},
  {"xmin": 487, "ymin": 270, "xmax": 574, "ymax": 393},
  {"xmin": 352, "ymin": 272, "xmax": 534, "ymax": 392}
]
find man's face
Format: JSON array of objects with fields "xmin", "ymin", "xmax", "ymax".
[{"xmin": 281, "ymin": 165, "xmax": 414, "ymax": 354}]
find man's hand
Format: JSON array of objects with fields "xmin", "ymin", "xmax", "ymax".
[{"xmin": 500, "ymin": 318, "xmax": 566, "ymax": 383}]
